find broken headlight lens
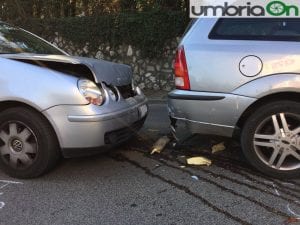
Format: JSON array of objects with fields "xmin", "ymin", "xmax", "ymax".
[
  {"xmin": 78, "ymin": 79, "xmax": 105, "ymax": 106},
  {"xmin": 108, "ymin": 88, "xmax": 118, "ymax": 101}
]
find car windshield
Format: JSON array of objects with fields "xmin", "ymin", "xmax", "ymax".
[{"xmin": 0, "ymin": 23, "xmax": 64, "ymax": 55}]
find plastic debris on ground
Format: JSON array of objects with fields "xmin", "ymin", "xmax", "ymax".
[
  {"xmin": 191, "ymin": 176, "xmax": 199, "ymax": 181},
  {"xmin": 284, "ymin": 218, "xmax": 300, "ymax": 224},
  {"xmin": 187, "ymin": 157, "xmax": 212, "ymax": 166},
  {"xmin": 212, "ymin": 142, "xmax": 226, "ymax": 154},
  {"xmin": 151, "ymin": 136, "xmax": 171, "ymax": 155}
]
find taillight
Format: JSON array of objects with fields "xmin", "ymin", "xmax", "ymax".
[{"xmin": 174, "ymin": 46, "xmax": 190, "ymax": 90}]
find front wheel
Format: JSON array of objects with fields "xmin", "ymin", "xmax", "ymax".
[
  {"xmin": 241, "ymin": 101, "xmax": 300, "ymax": 179},
  {"xmin": 0, "ymin": 107, "xmax": 60, "ymax": 179}
]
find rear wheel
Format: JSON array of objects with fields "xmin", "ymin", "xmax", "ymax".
[
  {"xmin": 241, "ymin": 101, "xmax": 300, "ymax": 179},
  {"xmin": 0, "ymin": 107, "xmax": 60, "ymax": 179}
]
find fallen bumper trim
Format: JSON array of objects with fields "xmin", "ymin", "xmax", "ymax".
[{"xmin": 172, "ymin": 116, "xmax": 234, "ymax": 129}]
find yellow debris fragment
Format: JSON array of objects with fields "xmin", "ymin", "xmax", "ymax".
[
  {"xmin": 212, "ymin": 142, "xmax": 226, "ymax": 154},
  {"xmin": 151, "ymin": 136, "xmax": 170, "ymax": 155},
  {"xmin": 187, "ymin": 157, "xmax": 212, "ymax": 166}
]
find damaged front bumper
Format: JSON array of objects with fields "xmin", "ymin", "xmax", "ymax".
[{"xmin": 43, "ymin": 93, "xmax": 148, "ymax": 157}]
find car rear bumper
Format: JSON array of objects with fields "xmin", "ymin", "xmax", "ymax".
[
  {"xmin": 168, "ymin": 90, "xmax": 256, "ymax": 137},
  {"xmin": 43, "ymin": 94, "xmax": 148, "ymax": 155}
]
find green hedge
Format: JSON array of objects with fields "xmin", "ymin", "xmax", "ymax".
[{"xmin": 24, "ymin": 10, "xmax": 189, "ymax": 58}]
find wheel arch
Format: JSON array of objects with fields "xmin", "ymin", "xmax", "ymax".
[{"xmin": 236, "ymin": 92, "xmax": 300, "ymax": 130}]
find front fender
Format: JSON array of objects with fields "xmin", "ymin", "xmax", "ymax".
[{"xmin": 232, "ymin": 74, "xmax": 300, "ymax": 98}]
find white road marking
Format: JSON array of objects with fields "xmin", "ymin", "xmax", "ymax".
[{"xmin": 0, "ymin": 180, "xmax": 23, "ymax": 210}]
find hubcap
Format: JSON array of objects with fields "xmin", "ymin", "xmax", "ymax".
[
  {"xmin": 10, "ymin": 139, "xmax": 23, "ymax": 153},
  {"xmin": 254, "ymin": 113, "xmax": 300, "ymax": 171},
  {"xmin": 0, "ymin": 121, "xmax": 38, "ymax": 169}
]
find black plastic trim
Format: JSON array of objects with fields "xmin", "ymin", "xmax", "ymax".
[{"xmin": 168, "ymin": 93, "xmax": 225, "ymax": 101}]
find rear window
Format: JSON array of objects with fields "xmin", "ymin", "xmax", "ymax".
[{"xmin": 209, "ymin": 18, "xmax": 300, "ymax": 42}]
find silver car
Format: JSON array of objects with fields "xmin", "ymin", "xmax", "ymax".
[
  {"xmin": 168, "ymin": 18, "xmax": 300, "ymax": 178},
  {"xmin": 0, "ymin": 22, "xmax": 148, "ymax": 178}
]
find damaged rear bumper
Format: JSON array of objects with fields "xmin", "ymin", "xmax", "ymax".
[{"xmin": 167, "ymin": 90, "xmax": 256, "ymax": 138}]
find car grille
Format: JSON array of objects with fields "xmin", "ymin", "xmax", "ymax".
[
  {"xmin": 104, "ymin": 118, "xmax": 146, "ymax": 145},
  {"xmin": 117, "ymin": 84, "xmax": 135, "ymax": 99}
]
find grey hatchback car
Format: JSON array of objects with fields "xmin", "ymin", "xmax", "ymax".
[
  {"xmin": 168, "ymin": 18, "xmax": 300, "ymax": 178},
  {"xmin": 0, "ymin": 22, "xmax": 148, "ymax": 178}
]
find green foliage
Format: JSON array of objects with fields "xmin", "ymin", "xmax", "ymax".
[
  {"xmin": 25, "ymin": 10, "xmax": 188, "ymax": 58},
  {"xmin": 0, "ymin": 0, "xmax": 189, "ymax": 57},
  {"xmin": 0, "ymin": 0, "xmax": 188, "ymax": 20}
]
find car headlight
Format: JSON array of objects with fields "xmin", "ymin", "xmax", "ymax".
[{"xmin": 78, "ymin": 79, "xmax": 105, "ymax": 106}]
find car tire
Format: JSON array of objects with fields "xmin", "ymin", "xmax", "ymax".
[
  {"xmin": 241, "ymin": 101, "xmax": 300, "ymax": 179},
  {"xmin": 0, "ymin": 107, "xmax": 60, "ymax": 179}
]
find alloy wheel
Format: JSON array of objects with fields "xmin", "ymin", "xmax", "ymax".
[{"xmin": 254, "ymin": 113, "xmax": 300, "ymax": 171}]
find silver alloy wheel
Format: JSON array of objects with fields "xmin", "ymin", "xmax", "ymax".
[
  {"xmin": 254, "ymin": 113, "xmax": 300, "ymax": 171},
  {"xmin": 0, "ymin": 121, "xmax": 38, "ymax": 169}
]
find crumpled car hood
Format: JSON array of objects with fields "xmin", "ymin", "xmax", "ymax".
[{"xmin": 1, "ymin": 54, "xmax": 132, "ymax": 86}]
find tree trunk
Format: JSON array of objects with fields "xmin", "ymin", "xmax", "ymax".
[
  {"xmin": 70, "ymin": 0, "xmax": 76, "ymax": 16},
  {"xmin": 184, "ymin": 0, "xmax": 189, "ymax": 20}
]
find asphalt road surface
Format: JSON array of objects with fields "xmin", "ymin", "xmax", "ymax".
[{"xmin": 0, "ymin": 103, "xmax": 299, "ymax": 225}]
